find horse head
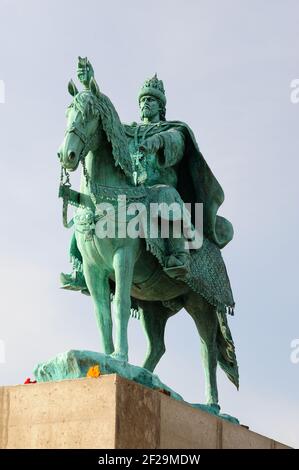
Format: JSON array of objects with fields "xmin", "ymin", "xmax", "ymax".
[{"xmin": 58, "ymin": 77, "xmax": 102, "ymax": 172}]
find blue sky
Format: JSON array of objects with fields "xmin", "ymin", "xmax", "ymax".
[{"xmin": 0, "ymin": 0, "xmax": 298, "ymax": 448}]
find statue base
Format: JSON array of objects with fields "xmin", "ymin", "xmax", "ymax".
[
  {"xmin": 0, "ymin": 374, "xmax": 290, "ymax": 449},
  {"xmin": 33, "ymin": 349, "xmax": 237, "ymax": 423}
]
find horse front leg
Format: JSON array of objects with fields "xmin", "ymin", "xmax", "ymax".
[
  {"xmin": 83, "ymin": 264, "xmax": 114, "ymax": 355},
  {"xmin": 111, "ymin": 246, "xmax": 136, "ymax": 362}
]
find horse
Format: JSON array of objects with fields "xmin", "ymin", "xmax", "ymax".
[{"xmin": 58, "ymin": 77, "xmax": 238, "ymax": 407}]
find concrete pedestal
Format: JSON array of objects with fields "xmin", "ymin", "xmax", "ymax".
[{"xmin": 0, "ymin": 375, "xmax": 290, "ymax": 449}]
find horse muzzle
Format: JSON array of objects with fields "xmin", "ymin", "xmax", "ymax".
[{"xmin": 60, "ymin": 149, "xmax": 81, "ymax": 171}]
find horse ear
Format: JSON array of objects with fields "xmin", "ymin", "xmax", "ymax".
[
  {"xmin": 68, "ymin": 79, "xmax": 79, "ymax": 97},
  {"xmin": 90, "ymin": 77, "xmax": 100, "ymax": 97}
]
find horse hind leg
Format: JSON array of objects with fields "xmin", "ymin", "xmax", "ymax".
[
  {"xmin": 139, "ymin": 301, "xmax": 174, "ymax": 372},
  {"xmin": 184, "ymin": 292, "xmax": 219, "ymax": 407}
]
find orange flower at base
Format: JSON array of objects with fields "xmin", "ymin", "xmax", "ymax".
[{"xmin": 86, "ymin": 364, "xmax": 101, "ymax": 378}]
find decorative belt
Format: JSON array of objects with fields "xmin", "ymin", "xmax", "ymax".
[
  {"xmin": 90, "ymin": 183, "xmax": 147, "ymax": 200},
  {"xmin": 59, "ymin": 182, "xmax": 148, "ymax": 229}
]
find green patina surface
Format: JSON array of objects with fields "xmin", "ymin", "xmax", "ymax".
[{"xmin": 53, "ymin": 57, "xmax": 239, "ymax": 413}]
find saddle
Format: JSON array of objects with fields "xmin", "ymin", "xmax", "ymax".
[{"xmin": 59, "ymin": 183, "xmax": 234, "ymax": 314}]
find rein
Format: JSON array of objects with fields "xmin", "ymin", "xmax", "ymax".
[
  {"xmin": 59, "ymin": 168, "xmax": 74, "ymax": 228},
  {"xmin": 59, "ymin": 158, "xmax": 146, "ymax": 230}
]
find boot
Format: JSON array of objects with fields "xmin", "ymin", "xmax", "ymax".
[
  {"xmin": 60, "ymin": 270, "xmax": 90, "ymax": 295},
  {"xmin": 163, "ymin": 235, "xmax": 190, "ymax": 281}
]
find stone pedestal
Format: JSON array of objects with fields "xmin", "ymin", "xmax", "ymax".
[{"xmin": 0, "ymin": 375, "xmax": 290, "ymax": 449}]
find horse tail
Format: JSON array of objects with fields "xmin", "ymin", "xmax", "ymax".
[{"xmin": 216, "ymin": 310, "xmax": 239, "ymax": 389}]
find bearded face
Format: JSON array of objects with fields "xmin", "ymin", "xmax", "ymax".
[{"xmin": 139, "ymin": 95, "xmax": 160, "ymax": 122}]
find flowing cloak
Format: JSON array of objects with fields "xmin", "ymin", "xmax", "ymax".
[{"xmin": 124, "ymin": 121, "xmax": 233, "ymax": 249}]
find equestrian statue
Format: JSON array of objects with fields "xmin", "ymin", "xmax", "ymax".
[{"xmin": 57, "ymin": 57, "xmax": 238, "ymax": 409}]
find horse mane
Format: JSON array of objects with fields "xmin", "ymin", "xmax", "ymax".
[{"xmin": 73, "ymin": 91, "xmax": 133, "ymax": 178}]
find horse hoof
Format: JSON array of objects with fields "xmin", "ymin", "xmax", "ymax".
[{"xmin": 208, "ymin": 403, "xmax": 220, "ymax": 413}]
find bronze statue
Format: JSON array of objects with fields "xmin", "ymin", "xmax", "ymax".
[{"xmin": 57, "ymin": 57, "xmax": 238, "ymax": 409}]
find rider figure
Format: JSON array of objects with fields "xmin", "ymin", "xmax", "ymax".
[
  {"xmin": 61, "ymin": 69, "xmax": 190, "ymax": 292},
  {"xmin": 61, "ymin": 59, "xmax": 233, "ymax": 293}
]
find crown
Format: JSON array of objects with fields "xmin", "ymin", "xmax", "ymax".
[{"xmin": 138, "ymin": 73, "xmax": 166, "ymax": 105}]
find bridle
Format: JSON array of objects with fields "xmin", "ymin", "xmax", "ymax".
[
  {"xmin": 59, "ymin": 121, "xmax": 99, "ymax": 228},
  {"xmin": 64, "ymin": 121, "xmax": 99, "ymax": 169},
  {"xmin": 59, "ymin": 111, "xmax": 145, "ymax": 230}
]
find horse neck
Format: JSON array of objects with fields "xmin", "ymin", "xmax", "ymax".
[{"xmin": 80, "ymin": 132, "xmax": 130, "ymax": 195}]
